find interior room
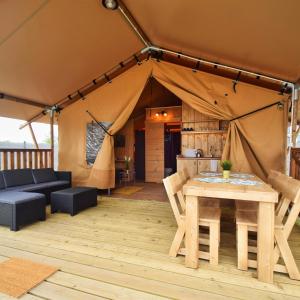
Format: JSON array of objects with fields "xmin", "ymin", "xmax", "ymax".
[{"xmin": 111, "ymin": 77, "xmax": 231, "ymax": 200}]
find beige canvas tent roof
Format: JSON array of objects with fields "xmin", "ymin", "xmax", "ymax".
[{"xmin": 0, "ymin": 0, "xmax": 299, "ymax": 123}]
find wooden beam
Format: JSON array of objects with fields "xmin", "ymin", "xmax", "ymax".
[
  {"xmin": 19, "ymin": 51, "xmax": 147, "ymax": 128},
  {"xmin": 28, "ymin": 123, "xmax": 39, "ymax": 149},
  {"xmin": 0, "ymin": 92, "xmax": 47, "ymax": 108},
  {"xmin": 19, "ymin": 46, "xmax": 292, "ymax": 130},
  {"xmin": 50, "ymin": 111, "xmax": 54, "ymax": 168},
  {"xmin": 158, "ymin": 52, "xmax": 288, "ymax": 93}
]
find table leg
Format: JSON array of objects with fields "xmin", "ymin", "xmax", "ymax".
[
  {"xmin": 257, "ymin": 201, "xmax": 275, "ymax": 283},
  {"xmin": 185, "ymin": 195, "xmax": 199, "ymax": 268}
]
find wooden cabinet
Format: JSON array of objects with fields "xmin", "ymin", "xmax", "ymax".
[
  {"xmin": 177, "ymin": 159, "xmax": 198, "ymax": 178},
  {"xmin": 197, "ymin": 160, "xmax": 211, "ymax": 172},
  {"xmin": 177, "ymin": 158, "xmax": 221, "ymax": 176}
]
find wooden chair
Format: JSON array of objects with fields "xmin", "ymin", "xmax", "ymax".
[
  {"xmin": 177, "ymin": 169, "xmax": 220, "ymax": 209},
  {"xmin": 236, "ymin": 173, "xmax": 300, "ymax": 280},
  {"xmin": 178, "ymin": 168, "xmax": 189, "ymax": 182},
  {"xmin": 163, "ymin": 173, "xmax": 221, "ymax": 265},
  {"xmin": 235, "ymin": 170, "xmax": 281, "ymax": 212}
]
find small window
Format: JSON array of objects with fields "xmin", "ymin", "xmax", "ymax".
[{"xmin": 86, "ymin": 121, "xmax": 111, "ymax": 165}]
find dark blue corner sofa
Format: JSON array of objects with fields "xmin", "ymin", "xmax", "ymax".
[{"xmin": 0, "ymin": 168, "xmax": 71, "ymax": 231}]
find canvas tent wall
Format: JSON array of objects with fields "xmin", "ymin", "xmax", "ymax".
[
  {"xmin": 58, "ymin": 59, "xmax": 288, "ymax": 189},
  {"xmin": 0, "ymin": 0, "xmax": 299, "ymax": 124},
  {"xmin": 0, "ymin": 0, "xmax": 297, "ymax": 186}
]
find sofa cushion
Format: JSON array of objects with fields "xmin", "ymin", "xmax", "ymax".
[
  {"xmin": 3, "ymin": 184, "xmax": 38, "ymax": 192},
  {"xmin": 0, "ymin": 173, "xmax": 5, "ymax": 190},
  {"xmin": 0, "ymin": 191, "xmax": 45, "ymax": 204},
  {"xmin": 22, "ymin": 180, "xmax": 70, "ymax": 192},
  {"xmin": 32, "ymin": 168, "xmax": 57, "ymax": 184},
  {"xmin": 2, "ymin": 169, "xmax": 34, "ymax": 188}
]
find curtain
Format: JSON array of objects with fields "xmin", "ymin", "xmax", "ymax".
[
  {"xmin": 58, "ymin": 59, "xmax": 288, "ymax": 188},
  {"xmin": 151, "ymin": 60, "xmax": 288, "ymax": 179},
  {"xmin": 58, "ymin": 61, "xmax": 152, "ymax": 188}
]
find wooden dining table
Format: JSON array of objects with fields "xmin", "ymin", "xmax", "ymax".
[{"xmin": 183, "ymin": 172, "xmax": 278, "ymax": 283}]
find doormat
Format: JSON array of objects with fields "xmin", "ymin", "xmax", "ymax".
[
  {"xmin": 0, "ymin": 257, "xmax": 58, "ymax": 298},
  {"xmin": 113, "ymin": 186, "xmax": 143, "ymax": 195}
]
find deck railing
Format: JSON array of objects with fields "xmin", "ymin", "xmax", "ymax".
[
  {"xmin": 0, "ymin": 148, "xmax": 53, "ymax": 170},
  {"xmin": 290, "ymin": 148, "xmax": 300, "ymax": 180}
]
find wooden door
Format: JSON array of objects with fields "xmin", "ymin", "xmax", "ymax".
[{"xmin": 145, "ymin": 122, "xmax": 164, "ymax": 182}]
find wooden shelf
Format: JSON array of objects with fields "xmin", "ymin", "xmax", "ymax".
[{"xmin": 181, "ymin": 130, "xmax": 227, "ymax": 135}]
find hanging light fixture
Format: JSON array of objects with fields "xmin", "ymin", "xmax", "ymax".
[
  {"xmin": 155, "ymin": 111, "xmax": 168, "ymax": 118},
  {"xmin": 101, "ymin": 0, "xmax": 119, "ymax": 10}
]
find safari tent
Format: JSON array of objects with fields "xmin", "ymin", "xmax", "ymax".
[{"xmin": 0, "ymin": 1, "xmax": 300, "ymax": 299}]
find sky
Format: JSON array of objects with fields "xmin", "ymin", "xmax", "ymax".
[{"xmin": 0, "ymin": 117, "xmax": 58, "ymax": 144}]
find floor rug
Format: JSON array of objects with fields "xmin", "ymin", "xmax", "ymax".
[
  {"xmin": 0, "ymin": 257, "xmax": 58, "ymax": 298},
  {"xmin": 113, "ymin": 186, "xmax": 144, "ymax": 195}
]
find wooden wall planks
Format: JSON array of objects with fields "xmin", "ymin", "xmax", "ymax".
[
  {"xmin": 181, "ymin": 103, "xmax": 228, "ymax": 157},
  {"xmin": 145, "ymin": 122, "xmax": 165, "ymax": 183}
]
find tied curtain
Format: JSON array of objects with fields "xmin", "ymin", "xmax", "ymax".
[{"xmin": 58, "ymin": 59, "xmax": 288, "ymax": 188}]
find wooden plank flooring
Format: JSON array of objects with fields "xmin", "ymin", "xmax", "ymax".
[{"xmin": 0, "ymin": 197, "xmax": 300, "ymax": 299}]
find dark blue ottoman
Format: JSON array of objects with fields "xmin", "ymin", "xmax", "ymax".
[
  {"xmin": 51, "ymin": 187, "xmax": 98, "ymax": 216},
  {"xmin": 0, "ymin": 191, "xmax": 46, "ymax": 231}
]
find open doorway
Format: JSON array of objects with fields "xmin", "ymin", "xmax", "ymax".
[
  {"xmin": 134, "ymin": 130, "xmax": 145, "ymax": 180},
  {"xmin": 113, "ymin": 78, "xmax": 182, "ymax": 200},
  {"xmin": 164, "ymin": 123, "xmax": 181, "ymax": 176}
]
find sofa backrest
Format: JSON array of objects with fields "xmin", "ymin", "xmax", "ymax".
[
  {"xmin": 0, "ymin": 172, "xmax": 5, "ymax": 189},
  {"xmin": 2, "ymin": 169, "xmax": 34, "ymax": 188},
  {"xmin": 32, "ymin": 168, "xmax": 57, "ymax": 184}
]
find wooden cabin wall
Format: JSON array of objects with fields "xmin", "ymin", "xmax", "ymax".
[
  {"xmin": 177, "ymin": 103, "xmax": 229, "ymax": 177},
  {"xmin": 181, "ymin": 102, "xmax": 228, "ymax": 157},
  {"xmin": 145, "ymin": 122, "xmax": 164, "ymax": 183},
  {"xmin": 145, "ymin": 106, "xmax": 181, "ymax": 183}
]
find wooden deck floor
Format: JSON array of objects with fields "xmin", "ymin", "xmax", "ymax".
[{"xmin": 0, "ymin": 197, "xmax": 300, "ymax": 299}]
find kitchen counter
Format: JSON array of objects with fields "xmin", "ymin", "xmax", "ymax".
[{"xmin": 177, "ymin": 155, "xmax": 221, "ymax": 160}]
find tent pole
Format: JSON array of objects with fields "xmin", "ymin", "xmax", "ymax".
[
  {"xmin": 19, "ymin": 51, "xmax": 147, "ymax": 129},
  {"xmin": 291, "ymin": 86, "xmax": 298, "ymax": 147},
  {"xmin": 117, "ymin": 0, "xmax": 151, "ymax": 47},
  {"xmin": 147, "ymin": 46, "xmax": 292, "ymax": 87},
  {"xmin": 50, "ymin": 110, "xmax": 54, "ymax": 168},
  {"xmin": 287, "ymin": 84, "xmax": 297, "ymax": 175},
  {"xmin": 0, "ymin": 92, "xmax": 46, "ymax": 108},
  {"xmin": 28, "ymin": 124, "xmax": 39, "ymax": 149},
  {"xmin": 291, "ymin": 84, "xmax": 299, "ymax": 147}
]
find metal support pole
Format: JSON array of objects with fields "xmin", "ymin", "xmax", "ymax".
[
  {"xmin": 118, "ymin": 0, "xmax": 151, "ymax": 47},
  {"xmin": 147, "ymin": 46, "xmax": 291, "ymax": 87},
  {"xmin": 50, "ymin": 110, "xmax": 54, "ymax": 168},
  {"xmin": 28, "ymin": 123, "xmax": 39, "ymax": 149},
  {"xmin": 291, "ymin": 85, "xmax": 299, "ymax": 147},
  {"xmin": 287, "ymin": 84, "xmax": 298, "ymax": 175}
]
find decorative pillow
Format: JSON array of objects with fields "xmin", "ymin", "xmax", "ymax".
[
  {"xmin": 2, "ymin": 169, "xmax": 34, "ymax": 187},
  {"xmin": 32, "ymin": 168, "xmax": 58, "ymax": 184}
]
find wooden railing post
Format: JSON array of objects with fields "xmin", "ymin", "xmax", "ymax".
[
  {"xmin": 50, "ymin": 111, "xmax": 54, "ymax": 168},
  {"xmin": 0, "ymin": 149, "xmax": 52, "ymax": 171}
]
